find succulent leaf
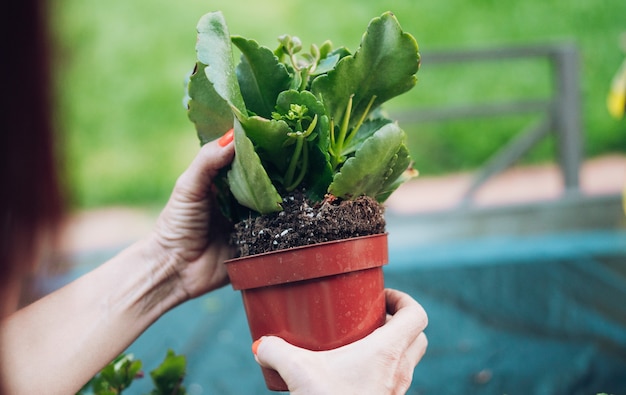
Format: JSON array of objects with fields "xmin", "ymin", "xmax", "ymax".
[
  {"xmin": 227, "ymin": 118, "xmax": 283, "ymax": 214},
  {"xmin": 328, "ymin": 122, "xmax": 413, "ymax": 201},
  {"xmin": 186, "ymin": 62, "xmax": 233, "ymax": 144},
  {"xmin": 311, "ymin": 12, "xmax": 419, "ymax": 129},
  {"xmin": 232, "ymin": 36, "xmax": 291, "ymax": 118}
]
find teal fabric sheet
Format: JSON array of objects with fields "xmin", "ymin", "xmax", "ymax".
[{"xmin": 54, "ymin": 230, "xmax": 626, "ymax": 394}]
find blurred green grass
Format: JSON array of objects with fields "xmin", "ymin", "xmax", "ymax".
[{"xmin": 50, "ymin": 0, "xmax": 626, "ymax": 208}]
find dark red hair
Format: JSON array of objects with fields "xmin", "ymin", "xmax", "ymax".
[{"xmin": 0, "ymin": 0, "xmax": 64, "ymax": 314}]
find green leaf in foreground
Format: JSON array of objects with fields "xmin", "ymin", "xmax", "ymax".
[
  {"xmin": 76, "ymin": 354, "xmax": 142, "ymax": 395},
  {"xmin": 149, "ymin": 350, "xmax": 187, "ymax": 395}
]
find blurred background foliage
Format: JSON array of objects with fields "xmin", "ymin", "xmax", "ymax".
[{"xmin": 50, "ymin": 0, "xmax": 626, "ymax": 208}]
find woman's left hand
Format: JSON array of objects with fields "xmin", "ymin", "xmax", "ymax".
[{"xmin": 149, "ymin": 134, "xmax": 235, "ymax": 304}]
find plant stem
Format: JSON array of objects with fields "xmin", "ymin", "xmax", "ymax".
[
  {"xmin": 329, "ymin": 117, "xmax": 336, "ymax": 152},
  {"xmin": 344, "ymin": 95, "xmax": 377, "ymax": 147},
  {"xmin": 284, "ymin": 136, "xmax": 304, "ymax": 188},
  {"xmin": 330, "ymin": 94, "xmax": 354, "ymax": 169},
  {"xmin": 298, "ymin": 69, "xmax": 309, "ymax": 91},
  {"xmin": 286, "ymin": 140, "xmax": 308, "ymax": 191},
  {"xmin": 290, "ymin": 52, "xmax": 300, "ymax": 72},
  {"xmin": 336, "ymin": 94, "xmax": 354, "ymax": 153},
  {"xmin": 284, "ymin": 114, "xmax": 317, "ymax": 190}
]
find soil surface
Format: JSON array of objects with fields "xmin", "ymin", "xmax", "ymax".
[{"xmin": 230, "ymin": 190, "xmax": 386, "ymax": 257}]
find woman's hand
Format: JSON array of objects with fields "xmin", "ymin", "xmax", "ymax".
[
  {"xmin": 149, "ymin": 132, "xmax": 235, "ymax": 305},
  {"xmin": 253, "ymin": 288, "xmax": 428, "ymax": 395}
]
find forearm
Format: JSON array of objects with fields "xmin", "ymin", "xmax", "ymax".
[
  {"xmin": 0, "ymin": 138, "xmax": 234, "ymax": 394},
  {"xmin": 0, "ymin": 237, "xmax": 183, "ymax": 395}
]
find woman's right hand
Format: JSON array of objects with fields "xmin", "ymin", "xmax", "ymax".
[{"xmin": 253, "ymin": 288, "xmax": 428, "ymax": 394}]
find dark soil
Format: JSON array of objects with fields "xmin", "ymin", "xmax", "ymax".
[{"xmin": 230, "ymin": 190, "xmax": 386, "ymax": 257}]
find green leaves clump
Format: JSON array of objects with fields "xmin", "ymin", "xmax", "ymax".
[
  {"xmin": 186, "ymin": 11, "xmax": 420, "ymax": 219},
  {"xmin": 77, "ymin": 350, "xmax": 187, "ymax": 395},
  {"xmin": 148, "ymin": 350, "xmax": 187, "ymax": 395}
]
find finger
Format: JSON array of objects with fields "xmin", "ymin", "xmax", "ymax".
[
  {"xmin": 388, "ymin": 331, "xmax": 428, "ymax": 394},
  {"xmin": 254, "ymin": 336, "xmax": 307, "ymax": 371},
  {"xmin": 404, "ymin": 331, "xmax": 428, "ymax": 368}
]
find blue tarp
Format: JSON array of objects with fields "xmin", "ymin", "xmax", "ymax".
[
  {"xmin": 389, "ymin": 231, "xmax": 626, "ymax": 395},
  {"xmin": 57, "ymin": 230, "xmax": 626, "ymax": 394}
]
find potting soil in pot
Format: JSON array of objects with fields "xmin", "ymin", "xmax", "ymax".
[{"xmin": 231, "ymin": 189, "xmax": 386, "ymax": 257}]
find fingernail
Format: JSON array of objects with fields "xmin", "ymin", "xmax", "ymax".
[
  {"xmin": 218, "ymin": 128, "xmax": 234, "ymax": 147},
  {"xmin": 252, "ymin": 338, "xmax": 263, "ymax": 355}
]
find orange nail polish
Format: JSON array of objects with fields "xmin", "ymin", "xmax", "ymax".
[
  {"xmin": 218, "ymin": 128, "xmax": 234, "ymax": 147},
  {"xmin": 252, "ymin": 338, "xmax": 263, "ymax": 355}
]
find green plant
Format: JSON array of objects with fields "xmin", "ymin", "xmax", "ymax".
[
  {"xmin": 77, "ymin": 350, "xmax": 187, "ymax": 395},
  {"xmin": 185, "ymin": 11, "xmax": 420, "ymax": 220}
]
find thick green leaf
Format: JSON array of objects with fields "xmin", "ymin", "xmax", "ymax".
[
  {"xmin": 232, "ymin": 36, "xmax": 291, "ymax": 118},
  {"xmin": 239, "ymin": 115, "xmax": 291, "ymax": 173},
  {"xmin": 311, "ymin": 12, "xmax": 419, "ymax": 128},
  {"xmin": 196, "ymin": 11, "xmax": 246, "ymax": 115},
  {"xmin": 228, "ymin": 118, "xmax": 283, "ymax": 214},
  {"xmin": 186, "ymin": 62, "xmax": 234, "ymax": 145},
  {"xmin": 328, "ymin": 122, "xmax": 411, "ymax": 201},
  {"xmin": 375, "ymin": 154, "xmax": 417, "ymax": 202}
]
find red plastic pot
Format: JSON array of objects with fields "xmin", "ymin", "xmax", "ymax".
[{"xmin": 225, "ymin": 233, "xmax": 388, "ymax": 391}]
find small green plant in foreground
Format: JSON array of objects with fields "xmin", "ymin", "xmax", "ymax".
[{"xmin": 77, "ymin": 350, "xmax": 187, "ymax": 395}]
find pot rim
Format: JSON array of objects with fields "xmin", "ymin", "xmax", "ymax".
[{"xmin": 225, "ymin": 233, "xmax": 388, "ymax": 290}]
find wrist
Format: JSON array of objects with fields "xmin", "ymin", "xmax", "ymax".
[
  {"xmin": 132, "ymin": 235, "xmax": 190, "ymax": 318},
  {"xmin": 99, "ymin": 236, "xmax": 188, "ymax": 328}
]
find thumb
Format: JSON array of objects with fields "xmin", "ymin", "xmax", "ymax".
[
  {"xmin": 253, "ymin": 336, "xmax": 309, "ymax": 373},
  {"xmin": 175, "ymin": 133, "xmax": 235, "ymax": 201}
]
